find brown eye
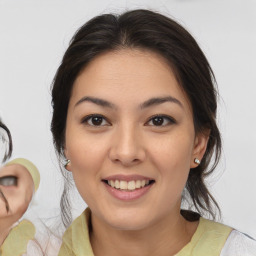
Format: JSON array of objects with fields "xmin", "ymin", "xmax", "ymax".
[
  {"xmin": 82, "ymin": 114, "xmax": 110, "ymax": 126},
  {"xmin": 152, "ymin": 116, "xmax": 164, "ymax": 126},
  {"xmin": 0, "ymin": 176, "xmax": 18, "ymax": 186},
  {"xmin": 91, "ymin": 116, "xmax": 103, "ymax": 125},
  {"xmin": 146, "ymin": 115, "xmax": 176, "ymax": 127}
]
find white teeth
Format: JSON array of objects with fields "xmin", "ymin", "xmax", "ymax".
[
  {"xmin": 128, "ymin": 181, "xmax": 135, "ymax": 190},
  {"xmin": 120, "ymin": 180, "xmax": 128, "ymax": 190},
  {"xmin": 110, "ymin": 180, "xmax": 115, "ymax": 188},
  {"xmin": 107, "ymin": 179, "xmax": 150, "ymax": 190},
  {"xmin": 135, "ymin": 180, "xmax": 141, "ymax": 188},
  {"xmin": 115, "ymin": 180, "xmax": 120, "ymax": 189}
]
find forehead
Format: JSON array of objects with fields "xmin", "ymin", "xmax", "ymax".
[{"xmin": 71, "ymin": 49, "xmax": 191, "ymax": 111}]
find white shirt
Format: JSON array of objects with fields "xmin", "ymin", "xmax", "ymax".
[{"xmin": 221, "ymin": 230, "xmax": 256, "ymax": 256}]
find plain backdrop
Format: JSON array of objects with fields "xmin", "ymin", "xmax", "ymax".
[{"xmin": 0, "ymin": 0, "xmax": 255, "ymax": 237}]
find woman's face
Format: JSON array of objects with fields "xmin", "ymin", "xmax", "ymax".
[
  {"xmin": 65, "ymin": 49, "xmax": 208, "ymax": 230},
  {"xmin": 0, "ymin": 164, "xmax": 33, "ymax": 221}
]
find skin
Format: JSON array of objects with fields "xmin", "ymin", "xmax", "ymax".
[
  {"xmin": 0, "ymin": 164, "xmax": 34, "ymax": 245},
  {"xmin": 65, "ymin": 49, "xmax": 209, "ymax": 256}
]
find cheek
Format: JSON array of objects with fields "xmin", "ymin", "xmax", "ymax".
[
  {"xmin": 66, "ymin": 134, "xmax": 109, "ymax": 201},
  {"xmin": 149, "ymin": 133, "xmax": 194, "ymax": 187},
  {"xmin": 66, "ymin": 122, "xmax": 108, "ymax": 165},
  {"xmin": 67, "ymin": 135, "xmax": 107, "ymax": 174},
  {"xmin": 150, "ymin": 132, "xmax": 194, "ymax": 168}
]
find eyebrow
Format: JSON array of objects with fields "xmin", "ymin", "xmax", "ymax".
[
  {"xmin": 75, "ymin": 96, "xmax": 116, "ymax": 109},
  {"xmin": 140, "ymin": 96, "xmax": 183, "ymax": 109},
  {"xmin": 75, "ymin": 96, "xmax": 183, "ymax": 109}
]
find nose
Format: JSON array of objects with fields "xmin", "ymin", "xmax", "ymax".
[{"xmin": 108, "ymin": 124, "xmax": 146, "ymax": 167}]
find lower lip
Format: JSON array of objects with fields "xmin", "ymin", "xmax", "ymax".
[{"xmin": 104, "ymin": 182, "xmax": 153, "ymax": 201}]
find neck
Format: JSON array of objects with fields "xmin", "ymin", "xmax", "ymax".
[{"xmin": 90, "ymin": 211, "xmax": 198, "ymax": 256}]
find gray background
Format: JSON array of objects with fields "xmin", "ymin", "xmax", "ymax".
[{"xmin": 0, "ymin": 0, "xmax": 255, "ymax": 237}]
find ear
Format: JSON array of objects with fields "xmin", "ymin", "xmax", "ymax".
[
  {"xmin": 190, "ymin": 129, "xmax": 210, "ymax": 168},
  {"xmin": 64, "ymin": 148, "xmax": 72, "ymax": 172}
]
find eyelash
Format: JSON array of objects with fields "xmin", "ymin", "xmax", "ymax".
[
  {"xmin": 81, "ymin": 114, "xmax": 110, "ymax": 127},
  {"xmin": 81, "ymin": 114, "xmax": 176, "ymax": 127},
  {"xmin": 146, "ymin": 115, "xmax": 176, "ymax": 127}
]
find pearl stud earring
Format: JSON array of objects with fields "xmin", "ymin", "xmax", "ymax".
[
  {"xmin": 194, "ymin": 158, "xmax": 200, "ymax": 165},
  {"xmin": 64, "ymin": 159, "xmax": 71, "ymax": 169}
]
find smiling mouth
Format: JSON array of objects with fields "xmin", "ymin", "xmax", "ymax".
[{"xmin": 103, "ymin": 179, "xmax": 155, "ymax": 191}]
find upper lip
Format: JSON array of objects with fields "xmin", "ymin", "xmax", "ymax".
[{"xmin": 102, "ymin": 174, "xmax": 154, "ymax": 182}]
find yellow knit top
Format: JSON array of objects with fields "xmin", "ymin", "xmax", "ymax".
[
  {"xmin": 0, "ymin": 220, "xmax": 35, "ymax": 256},
  {"xmin": 58, "ymin": 208, "xmax": 232, "ymax": 256}
]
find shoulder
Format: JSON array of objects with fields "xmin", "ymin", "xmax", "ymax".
[
  {"xmin": 62, "ymin": 209, "xmax": 89, "ymax": 241},
  {"xmin": 221, "ymin": 230, "xmax": 256, "ymax": 256},
  {"xmin": 198, "ymin": 218, "xmax": 233, "ymax": 239},
  {"xmin": 59, "ymin": 208, "xmax": 93, "ymax": 256}
]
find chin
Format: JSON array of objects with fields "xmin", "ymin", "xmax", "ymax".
[
  {"xmin": 101, "ymin": 209, "xmax": 154, "ymax": 231},
  {"xmin": 110, "ymin": 219, "xmax": 152, "ymax": 231}
]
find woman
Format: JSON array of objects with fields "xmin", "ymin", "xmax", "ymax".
[{"xmin": 51, "ymin": 9, "xmax": 256, "ymax": 255}]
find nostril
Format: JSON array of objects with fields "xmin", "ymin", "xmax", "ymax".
[{"xmin": 108, "ymin": 140, "xmax": 146, "ymax": 166}]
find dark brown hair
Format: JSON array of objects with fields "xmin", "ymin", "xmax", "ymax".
[
  {"xmin": 0, "ymin": 119, "xmax": 12, "ymax": 163},
  {"xmin": 0, "ymin": 119, "xmax": 12, "ymax": 213},
  {"xmin": 51, "ymin": 9, "xmax": 221, "ymax": 227}
]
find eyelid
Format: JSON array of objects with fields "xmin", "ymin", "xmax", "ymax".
[
  {"xmin": 145, "ymin": 114, "xmax": 176, "ymax": 126},
  {"xmin": 81, "ymin": 114, "xmax": 111, "ymax": 126}
]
